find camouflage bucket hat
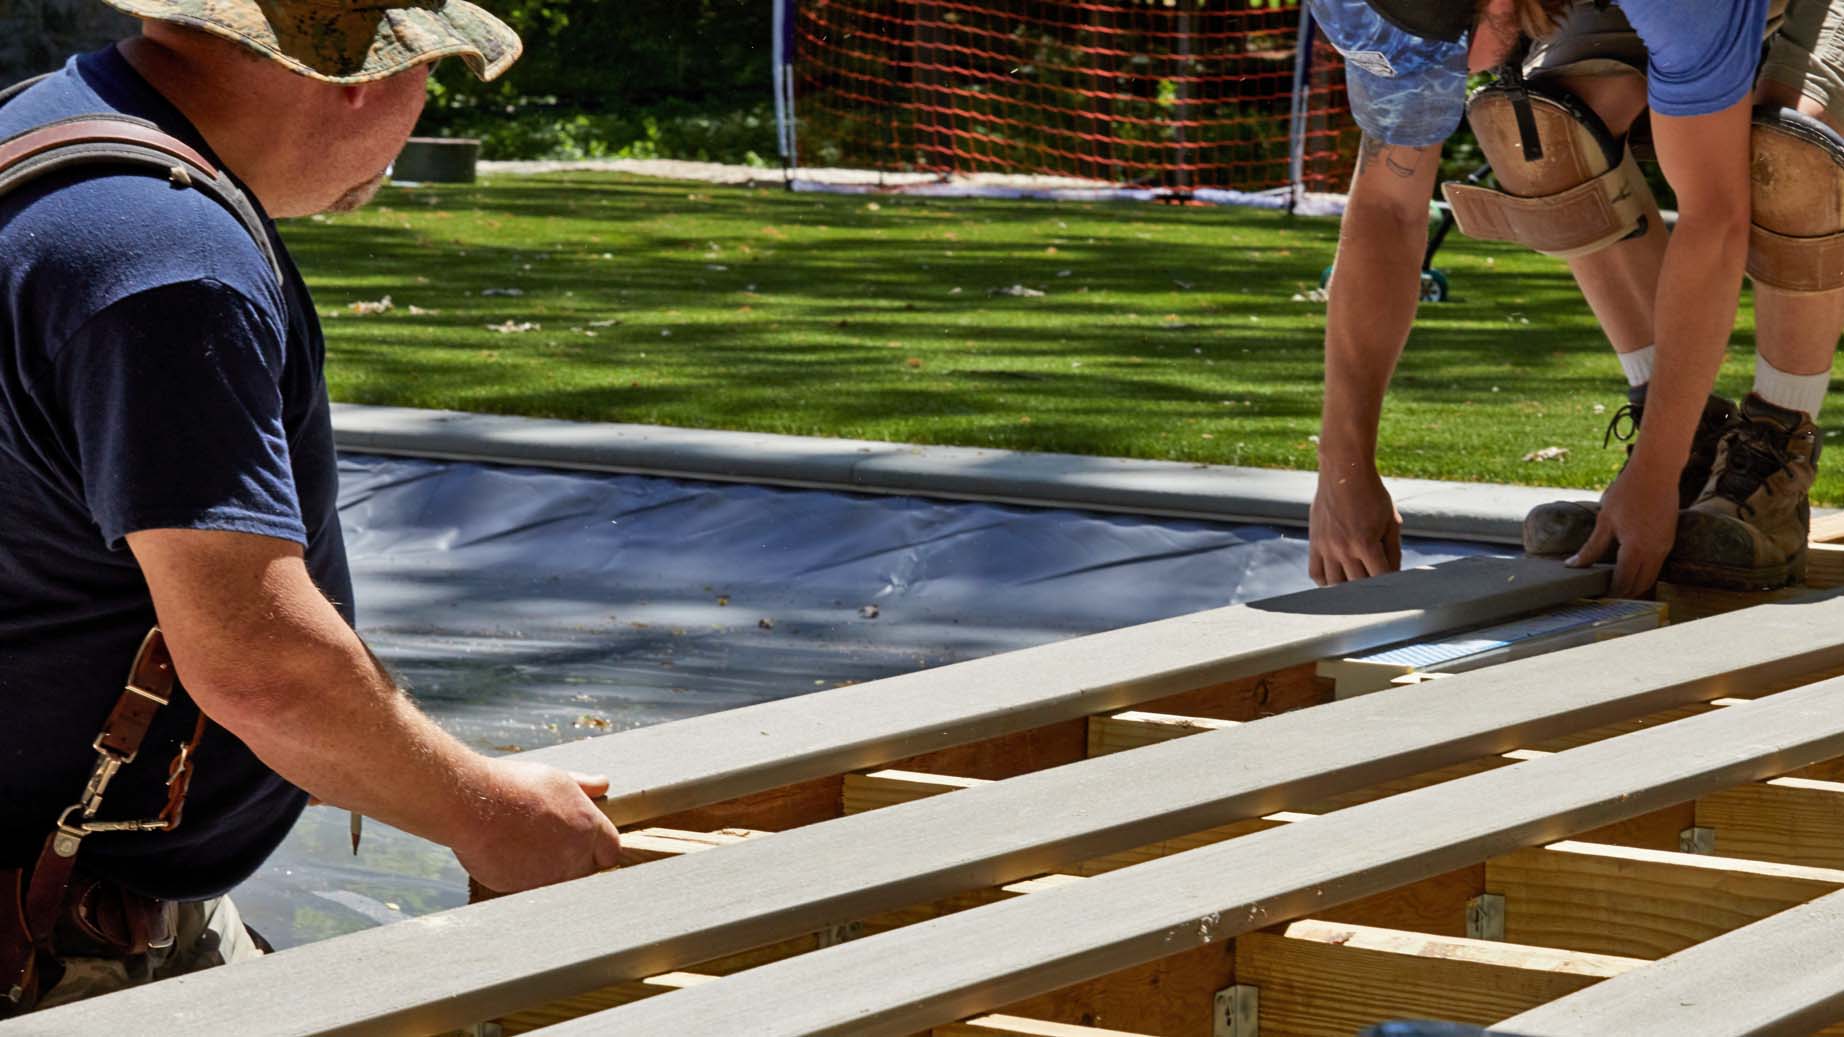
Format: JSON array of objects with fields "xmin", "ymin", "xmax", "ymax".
[{"xmin": 100, "ymin": 0, "xmax": 522, "ymax": 83}]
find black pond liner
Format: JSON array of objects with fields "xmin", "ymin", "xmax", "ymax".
[{"xmin": 235, "ymin": 453, "xmax": 1507, "ymax": 947}]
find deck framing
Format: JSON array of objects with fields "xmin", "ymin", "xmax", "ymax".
[{"xmin": 19, "ymin": 560, "xmax": 1844, "ymax": 1037}]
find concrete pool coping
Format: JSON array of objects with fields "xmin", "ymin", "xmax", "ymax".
[{"xmin": 331, "ymin": 404, "xmax": 1583, "ymax": 545}]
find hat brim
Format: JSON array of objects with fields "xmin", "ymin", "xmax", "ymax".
[{"xmin": 104, "ymin": 0, "xmax": 522, "ymax": 84}]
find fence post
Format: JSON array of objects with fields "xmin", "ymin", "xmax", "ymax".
[{"xmin": 1286, "ymin": 4, "xmax": 1317, "ymax": 214}]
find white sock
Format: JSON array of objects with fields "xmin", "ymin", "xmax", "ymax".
[
  {"xmin": 1616, "ymin": 345, "xmax": 1655, "ymax": 388},
  {"xmin": 1753, "ymin": 355, "xmax": 1830, "ymax": 418}
]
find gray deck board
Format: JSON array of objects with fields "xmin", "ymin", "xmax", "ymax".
[
  {"xmin": 542, "ymin": 676, "xmax": 1844, "ymax": 1036},
  {"xmin": 524, "ymin": 555, "xmax": 1605, "ymax": 824},
  {"xmin": 1500, "ymin": 887, "xmax": 1844, "ymax": 1037},
  {"xmin": 23, "ymin": 589, "xmax": 1844, "ymax": 1037}
]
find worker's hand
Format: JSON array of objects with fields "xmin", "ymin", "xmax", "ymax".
[
  {"xmin": 1309, "ymin": 462, "xmax": 1403, "ymax": 586},
  {"xmin": 1569, "ymin": 458, "xmax": 1679, "ymax": 597},
  {"xmin": 451, "ymin": 759, "xmax": 623, "ymax": 894}
]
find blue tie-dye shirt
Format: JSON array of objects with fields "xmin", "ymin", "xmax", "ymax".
[{"xmin": 1307, "ymin": 0, "xmax": 1770, "ymax": 148}]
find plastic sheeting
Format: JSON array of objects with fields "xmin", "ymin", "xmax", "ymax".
[{"xmin": 234, "ymin": 453, "xmax": 1507, "ymax": 948}]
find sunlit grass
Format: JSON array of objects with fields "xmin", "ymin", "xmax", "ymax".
[{"xmin": 285, "ymin": 172, "xmax": 1816, "ymax": 499}]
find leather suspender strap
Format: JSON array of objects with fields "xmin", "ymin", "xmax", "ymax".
[
  {"xmin": 0, "ymin": 115, "xmax": 284, "ymax": 287},
  {"xmin": 0, "ymin": 81, "xmax": 265, "ymax": 1018},
  {"xmin": 0, "ymin": 117, "xmax": 216, "ymax": 182}
]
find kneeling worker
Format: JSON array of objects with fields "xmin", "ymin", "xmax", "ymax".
[
  {"xmin": 0, "ymin": 0, "xmax": 621, "ymax": 1015},
  {"xmin": 1307, "ymin": 0, "xmax": 1844, "ymax": 597}
]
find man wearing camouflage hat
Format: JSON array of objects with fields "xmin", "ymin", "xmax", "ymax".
[{"xmin": 0, "ymin": 0, "xmax": 621, "ymax": 1014}]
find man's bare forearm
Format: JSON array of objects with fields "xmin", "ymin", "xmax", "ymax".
[
  {"xmin": 1632, "ymin": 104, "xmax": 1753, "ymax": 477},
  {"xmin": 210, "ymin": 616, "xmax": 504, "ymax": 848},
  {"xmin": 1632, "ymin": 215, "xmax": 1748, "ymax": 474},
  {"xmin": 128, "ymin": 531, "xmax": 511, "ymax": 852},
  {"xmin": 1321, "ymin": 137, "xmax": 1441, "ymax": 466}
]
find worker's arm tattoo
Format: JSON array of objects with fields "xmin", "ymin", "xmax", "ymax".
[{"xmin": 1358, "ymin": 134, "xmax": 1424, "ymax": 179}]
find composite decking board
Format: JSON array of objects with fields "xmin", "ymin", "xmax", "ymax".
[
  {"xmin": 32, "ymin": 588, "xmax": 1844, "ymax": 1037},
  {"xmin": 517, "ymin": 556, "xmax": 1606, "ymax": 824},
  {"xmin": 538, "ymin": 677, "xmax": 1844, "ymax": 1037},
  {"xmin": 1499, "ymin": 885, "xmax": 1844, "ymax": 1036}
]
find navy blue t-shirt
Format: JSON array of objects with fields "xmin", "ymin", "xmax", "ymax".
[{"xmin": 0, "ymin": 47, "xmax": 350, "ymax": 900}]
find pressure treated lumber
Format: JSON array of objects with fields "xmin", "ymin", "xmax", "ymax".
[
  {"xmin": 1811, "ymin": 513, "xmax": 1844, "ymax": 543},
  {"xmin": 1500, "ymin": 886, "xmax": 1844, "ymax": 1036},
  {"xmin": 1812, "ymin": 542, "xmax": 1844, "ymax": 588},
  {"xmin": 1489, "ymin": 840, "xmax": 1844, "ymax": 959},
  {"xmin": 40, "ymin": 590, "xmax": 1844, "ymax": 1037},
  {"xmin": 1236, "ymin": 920, "xmax": 1640, "ymax": 1036},
  {"xmin": 933, "ymin": 1016, "xmax": 1155, "ymax": 1037},
  {"xmin": 1695, "ymin": 776, "xmax": 1844, "ymax": 868},
  {"xmin": 549, "ymin": 676, "xmax": 1844, "ymax": 1037},
  {"xmin": 519, "ymin": 556, "xmax": 1605, "ymax": 824},
  {"xmin": 1085, "ymin": 711, "xmax": 1236, "ymax": 756}
]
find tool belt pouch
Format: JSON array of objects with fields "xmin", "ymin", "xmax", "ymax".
[
  {"xmin": 0, "ymin": 869, "xmax": 43, "ymax": 1016},
  {"xmin": 0, "ymin": 873, "xmax": 170, "ymax": 1018},
  {"xmin": 62, "ymin": 876, "xmax": 169, "ymax": 957},
  {"xmin": 0, "ymin": 629, "xmax": 201, "ymax": 1019}
]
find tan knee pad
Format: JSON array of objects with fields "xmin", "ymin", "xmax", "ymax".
[
  {"xmin": 1443, "ymin": 77, "xmax": 1651, "ymax": 259},
  {"xmin": 1748, "ymin": 106, "xmax": 1844, "ymax": 293}
]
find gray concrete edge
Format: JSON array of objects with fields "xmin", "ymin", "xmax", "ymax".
[{"xmin": 331, "ymin": 404, "xmax": 1581, "ymax": 545}]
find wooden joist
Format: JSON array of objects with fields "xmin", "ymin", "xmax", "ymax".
[
  {"xmin": 36, "ymin": 590, "xmax": 1844, "ymax": 1037},
  {"xmin": 516, "ymin": 556, "xmax": 1605, "ymax": 825},
  {"xmin": 1810, "ymin": 513, "xmax": 1844, "ymax": 544},
  {"xmin": 933, "ymin": 1016, "xmax": 1156, "ymax": 1037},
  {"xmin": 1085, "ymin": 711, "xmax": 1236, "ymax": 757},
  {"xmin": 1695, "ymin": 776, "xmax": 1844, "ymax": 868},
  {"xmin": 522, "ymin": 675, "xmax": 1844, "ymax": 1036},
  {"xmin": 1488, "ymin": 840, "xmax": 1844, "ymax": 960},
  {"xmin": 1811, "ymin": 541, "xmax": 1844, "ymax": 587},
  {"xmin": 1498, "ymin": 886, "xmax": 1844, "ymax": 1036},
  {"xmin": 1236, "ymin": 920, "xmax": 1640, "ymax": 1036}
]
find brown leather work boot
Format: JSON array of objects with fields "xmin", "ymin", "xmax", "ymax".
[
  {"xmin": 1522, "ymin": 388, "xmax": 1739, "ymax": 557},
  {"xmin": 1663, "ymin": 393, "xmax": 1819, "ymax": 591}
]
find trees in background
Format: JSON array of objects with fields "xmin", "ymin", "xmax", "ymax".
[{"xmin": 419, "ymin": 0, "xmax": 778, "ymax": 162}]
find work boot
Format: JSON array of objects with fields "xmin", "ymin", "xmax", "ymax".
[
  {"xmin": 1664, "ymin": 392, "xmax": 1819, "ymax": 591},
  {"xmin": 1522, "ymin": 387, "xmax": 1739, "ymax": 557}
]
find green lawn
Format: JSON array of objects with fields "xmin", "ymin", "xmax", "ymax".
[{"xmin": 284, "ymin": 172, "xmax": 1827, "ymax": 500}]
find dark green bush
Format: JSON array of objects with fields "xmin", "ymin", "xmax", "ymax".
[
  {"xmin": 416, "ymin": 0, "xmax": 775, "ymax": 162},
  {"xmin": 421, "ymin": 98, "xmax": 778, "ymax": 164}
]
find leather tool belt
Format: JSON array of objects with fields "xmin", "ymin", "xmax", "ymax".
[{"xmin": 0, "ymin": 630, "xmax": 206, "ymax": 1017}]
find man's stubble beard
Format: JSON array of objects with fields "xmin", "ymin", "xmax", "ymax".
[{"xmin": 322, "ymin": 170, "xmax": 388, "ymax": 215}]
